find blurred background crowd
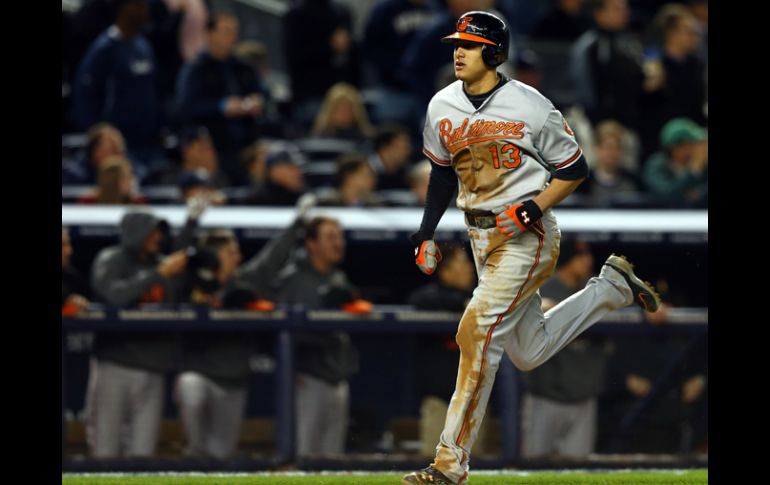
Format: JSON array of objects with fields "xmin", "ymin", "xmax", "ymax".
[{"xmin": 62, "ymin": 0, "xmax": 708, "ymax": 210}]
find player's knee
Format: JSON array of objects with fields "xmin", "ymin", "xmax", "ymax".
[
  {"xmin": 510, "ymin": 354, "xmax": 540, "ymax": 372},
  {"xmin": 455, "ymin": 314, "xmax": 485, "ymax": 353}
]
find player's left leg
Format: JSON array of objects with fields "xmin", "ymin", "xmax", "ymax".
[
  {"xmin": 520, "ymin": 392, "xmax": 565, "ymax": 459},
  {"xmin": 205, "ymin": 381, "xmax": 247, "ymax": 459},
  {"xmin": 557, "ymin": 398, "xmax": 597, "ymax": 458},
  {"xmin": 175, "ymin": 371, "xmax": 210, "ymax": 457},
  {"xmin": 319, "ymin": 379, "xmax": 349, "ymax": 454},
  {"xmin": 126, "ymin": 368, "xmax": 164, "ymax": 457},
  {"xmin": 504, "ymin": 255, "xmax": 656, "ymax": 371}
]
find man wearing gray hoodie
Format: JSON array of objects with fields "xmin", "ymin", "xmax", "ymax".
[{"xmin": 85, "ymin": 204, "xmax": 201, "ymax": 458}]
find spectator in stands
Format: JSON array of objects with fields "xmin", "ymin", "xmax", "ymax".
[
  {"xmin": 530, "ymin": 0, "xmax": 590, "ymax": 42},
  {"xmin": 570, "ymin": 0, "xmax": 661, "ymax": 133},
  {"xmin": 521, "ymin": 238, "xmax": 612, "ymax": 459},
  {"xmin": 580, "ymin": 120, "xmax": 642, "ymax": 207},
  {"xmin": 512, "ymin": 49, "xmax": 544, "ymax": 91},
  {"xmin": 407, "ymin": 244, "xmax": 490, "ymax": 456},
  {"xmin": 318, "ymin": 155, "xmax": 383, "ymax": 207},
  {"xmin": 153, "ymin": 126, "xmax": 231, "ymax": 188},
  {"xmin": 407, "ymin": 159, "xmax": 433, "ymax": 207},
  {"xmin": 235, "ymin": 40, "xmax": 291, "ymax": 109},
  {"xmin": 77, "ymin": 156, "xmax": 147, "ymax": 205},
  {"xmin": 639, "ymin": 4, "xmax": 707, "ymax": 159},
  {"xmin": 176, "ymin": 204, "xmax": 309, "ymax": 459},
  {"xmin": 267, "ymin": 216, "xmax": 362, "ymax": 457},
  {"xmin": 362, "ymin": 0, "xmax": 435, "ymax": 128},
  {"xmin": 655, "ymin": 3, "xmax": 706, "ymax": 123},
  {"xmin": 240, "ymin": 141, "xmax": 269, "ymax": 189},
  {"xmin": 310, "ymin": 83, "xmax": 375, "ymax": 143},
  {"xmin": 72, "ymin": 0, "xmax": 163, "ymax": 181},
  {"xmin": 688, "ymin": 0, "xmax": 708, "ymax": 60},
  {"xmin": 63, "ymin": 123, "xmax": 128, "ymax": 186},
  {"xmin": 175, "ymin": 12, "xmax": 268, "ymax": 186},
  {"xmin": 643, "ymin": 118, "xmax": 707, "ymax": 208},
  {"xmin": 178, "ymin": 170, "xmax": 227, "ymax": 206},
  {"xmin": 400, "ymin": 0, "xmax": 486, "ymax": 107},
  {"xmin": 145, "ymin": 0, "xmax": 210, "ymax": 111},
  {"xmin": 369, "ymin": 124, "xmax": 413, "ymax": 190},
  {"xmin": 246, "ymin": 149, "xmax": 306, "ymax": 206},
  {"xmin": 85, "ymin": 201, "xmax": 208, "ymax": 458},
  {"xmin": 284, "ymin": 0, "xmax": 361, "ymax": 128},
  {"xmin": 62, "ymin": 227, "xmax": 91, "ymax": 316}
]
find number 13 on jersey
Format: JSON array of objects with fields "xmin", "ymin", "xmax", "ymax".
[{"xmin": 489, "ymin": 143, "xmax": 522, "ymax": 170}]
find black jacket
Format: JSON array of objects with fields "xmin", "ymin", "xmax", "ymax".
[
  {"xmin": 283, "ymin": 0, "xmax": 360, "ymax": 103},
  {"xmin": 571, "ymin": 28, "xmax": 646, "ymax": 131},
  {"xmin": 270, "ymin": 258, "xmax": 359, "ymax": 385},
  {"xmin": 175, "ymin": 51, "xmax": 266, "ymax": 183}
]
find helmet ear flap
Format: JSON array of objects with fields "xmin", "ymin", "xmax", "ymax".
[{"xmin": 482, "ymin": 44, "xmax": 504, "ymax": 68}]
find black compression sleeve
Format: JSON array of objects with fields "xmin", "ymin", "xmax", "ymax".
[
  {"xmin": 416, "ymin": 164, "xmax": 456, "ymax": 240},
  {"xmin": 552, "ymin": 154, "xmax": 589, "ymax": 180}
]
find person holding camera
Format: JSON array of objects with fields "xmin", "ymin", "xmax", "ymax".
[
  {"xmin": 85, "ymin": 196, "xmax": 209, "ymax": 459},
  {"xmin": 175, "ymin": 195, "xmax": 315, "ymax": 459}
]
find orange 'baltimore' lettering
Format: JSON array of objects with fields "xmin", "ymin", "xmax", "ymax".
[{"xmin": 438, "ymin": 117, "xmax": 527, "ymax": 149}]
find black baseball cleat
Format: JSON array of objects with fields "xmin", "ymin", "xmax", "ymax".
[
  {"xmin": 604, "ymin": 254, "xmax": 662, "ymax": 312},
  {"xmin": 402, "ymin": 466, "xmax": 457, "ymax": 484}
]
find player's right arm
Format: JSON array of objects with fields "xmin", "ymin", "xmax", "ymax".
[{"xmin": 411, "ymin": 102, "xmax": 456, "ymax": 275}]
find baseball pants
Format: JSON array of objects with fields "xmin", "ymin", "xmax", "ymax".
[
  {"xmin": 521, "ymin": 393, "xmax": 597, "ymax": 459},
  {"xmin": 175, "ymin": 371, "xmax": 247, "ymax": 459},
  {"xmin": 85, "ymin": 358, "xmax": 164, "ymax": 458},
  {"xmin": 295, "ymin": 373, "xmax": 349, "ymax": 456},
  {"xmin": 432, "ymin": 210, "xmax": 634, "ymax": 483}
]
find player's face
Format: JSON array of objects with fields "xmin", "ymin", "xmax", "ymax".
[
  {"xmin": 217, "ymin": 240, "xmax": 242, "ymax": 282},
  {"xmin": 453, "ymin": 41, "xmax": 487, "ymax": 82},
  {"xmin": 311, "ymin": 222, "xmax": 346, "ymax": 266},
  {"xmin": 143, "ymin": 227, "xmax": 164, "ymax": 255}
]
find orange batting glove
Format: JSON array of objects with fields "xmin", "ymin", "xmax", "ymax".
[
  {"xmin": 493, "ymin": 199, "xmax": 543, "ymax": 239},
  {"xmin": 410, "ymin": 232, "xmax": 442, "ymax": 275}
]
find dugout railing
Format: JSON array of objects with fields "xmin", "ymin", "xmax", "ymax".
[{"xmin": 62, "ymin": 306, "xmax": 707, "ymax": 470}]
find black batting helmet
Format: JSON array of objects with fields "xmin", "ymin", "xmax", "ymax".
[{"xmin": 441, "ymin": 11, "xmax": 510, "ymax": 68}]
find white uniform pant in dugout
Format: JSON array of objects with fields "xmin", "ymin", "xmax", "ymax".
[{"xmin": 432, "ymin": 209, "xmax": 634, "ymax": 483}]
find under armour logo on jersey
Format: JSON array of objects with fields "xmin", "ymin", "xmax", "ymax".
[
  {"xmin": 521, "ymin": 211, "xmax": 530, "ymax": 224},
  {"xmin": 457, "ymin": 16, "xmax": 473, "ymax": 32}
]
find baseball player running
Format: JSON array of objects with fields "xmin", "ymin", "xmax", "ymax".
[{"xmin": 403, "ymin": 11, "xmax": 661, "ymax": 485}]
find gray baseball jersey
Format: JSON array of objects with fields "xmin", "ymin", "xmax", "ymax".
[{"xmin": 422, "ymin": 79, "xmax": 582, "ymax": 212}]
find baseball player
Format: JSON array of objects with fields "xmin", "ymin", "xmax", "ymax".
[{"xmin": 403, "ymin": 11, "xmax": 661, "ymax": 485}]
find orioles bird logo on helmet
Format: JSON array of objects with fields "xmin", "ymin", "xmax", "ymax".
[{"xmin": 457, "ymin": 16, "xmax": 474, "ymax": 32}]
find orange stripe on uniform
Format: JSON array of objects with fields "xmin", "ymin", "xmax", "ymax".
[
  {"xmin": 554, "ymin": 147, "xmax": 583, "ymax": 169},
  {"xmin": 455, "ymin": 230, "xmax": 545, "ymax": 447},
  {"xmin": 423, "ymin": 147, "xmax": 451, "ymax": 166}
]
